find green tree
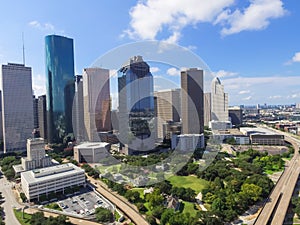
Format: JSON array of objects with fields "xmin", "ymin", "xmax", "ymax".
[
  {"xmin": 30, "ymin": 212, "xmax": 46, "ymax": 225},
  {"xmin": 95, "ymin": 207, "xmax": 113, "ymax": 223}
]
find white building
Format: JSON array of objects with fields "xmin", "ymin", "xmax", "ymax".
[
  {"xmin": 211, "ymin": 77, "xmax": 228, "ymax": 122},
  {"xmin": 21, "ymin": 163, "xmax": 85, "ymax": 201},
  {"xmin": 83, "ymin": 68, "xmax": 111, "ymax": 142},
  {"xmin": 171, "ymin": 134, "xmax": 205, "ymax": 151},
  {"xmin": 0, "ymin": 63, "xmax": 34, "ymax": 152},
  {"xmin": 74, "ymin": 142, "xmax": 110, "ymax": 163}
]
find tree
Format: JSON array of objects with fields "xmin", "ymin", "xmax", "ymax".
[
  {"xmin": 136, "ymin": 202, "xmax": 148, "ymax": 213},
  {"xmin": 95, "ymin": 207, "xmax": 113, "ymax": 223},
  {"xmin": 20, "ymin": 192, "xmax": 27, "ymax": 202},
  {"xmin": 146, "ymin": 191, "xmax": 164, "ymax": 209},
  {"xmin": 146, "ymin": 215, "xmax": 158, "ymax": 225},
  {"xmin": 124, "ymin": 190, "xmax": 141, "ymax": 203},
  {"xmin": 30, "ymin": 212, "xmax": 46, "ymax": 225}
]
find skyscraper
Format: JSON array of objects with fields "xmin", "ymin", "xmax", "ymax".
[
  {"xmin": 73, "ymin": 75, "xmax": 85, "ymax": 142},
  {"xmin": 154, "ymin": 89, "xmax": 181, "ymax": 139},
  {"xmin": 0, "ymin": 63, "xmax": 34, "ymax": 152},
  {"xmin": 45, "ymin": 35, "xmax": 75, "ymax": 143},
  {"xmin": 204, "ymin": 93, "xmax": 211, "ymax": 127},
  {"xmin": 33, "ymin": 96, "xmax": 39, "ymax": 129},
  {"xmin": 211, "ymin": 77, "xmax": 228, "ymax": 122},
  {"xmin": 181, "ymin": 68, "xmax": 204, "ymax": 134},
  {"xmin": 118, "ymin": 56, "xmax": 155, "ymax": 155},
  {"xmin": 38, "ymin": 95, "xmax": 47, "ymax": 141},
  {"xmin": 83, "ymin": 68, "xmax": 111, "ymax": 141}
]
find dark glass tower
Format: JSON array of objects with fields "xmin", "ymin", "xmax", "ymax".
[
  {"xmin": 118, "ymin": 56, "xmax": 155, "ymax": 155},
  {"xmin": 45, "ymin": 35, "xmax": 75, "ymax": 143}
]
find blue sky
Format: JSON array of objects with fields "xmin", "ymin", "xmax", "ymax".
[{"xmin": 0, "ymin": 0, "xmax": 300, "ymax": 106}]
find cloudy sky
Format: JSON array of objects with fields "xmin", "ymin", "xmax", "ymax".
[{"xmin": 0, "ymin": 0, "xmax": 299, "ymax": 106}]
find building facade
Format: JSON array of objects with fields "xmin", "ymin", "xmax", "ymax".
[
  {"xmin": 21, "ymin": 163, "xmax": 85, "ymax": 201},
  {"xmin": 1, "ymin": 63, "xmax": 34, "ymax": 152},
  {"xmin": 181, "ymin": 68, "xmax": 204, "ymax": 134},
  {"xmin": 211, "ymin": 77, "xmax": 228, "ymax": 122},
  {"xmin": 154, "ymin": 89, "xmax": 181, "ymax": 140},
  {"xmin": 74, "ymin": 142, "xmax": 110, "ymax": 163},
  {"xmin": 118, "ymin": 56, "xmax": 155, "ymax": 155},
  {"xmin": 229, "ymin": 107, "xmax": 243, "ymax": 126},
  {"xmin": 83, "ymin": 68, "xmax": 111, "ymax": 142},
  {"xmin": 73, "ymin": 75, "xmax": 85, "ymax": 142},
  {"xmin": 204, "ymin": 93, "xmax": 211, "ymax": 127},
  {"xmin": 38, "ymin": 95, "xmax": 47, "ymax": 141},
  {"xmin": 171, "ymin": 134, "xmax": 205, "ymax": 151},
  {"xmin": 33, "ymin": 96, "xmax": 39, "ymax": 129},
  {"xmin": 45, "ymin": 35, "xmax": 75, "ymax": 143}
]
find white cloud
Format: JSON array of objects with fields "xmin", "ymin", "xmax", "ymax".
[
  {"xmin": 217, "ymin": 0, "xmax": 287, "ymax": 36},
  {"xmin": 150, "ymin": 67, "xmax": 160, "ymax": 73},
  {"xmin": 212, "ymin": 70, "xmax": 238, "ymax": 78},
  {"xmin": 125, "ymin": 0, "xmax": 235, "ymax": 43},
  {"xmin": 243, "ymin": 96, "xmax": 252, "ymax": 101},
  {"xmin": 292, "ymin": 52, "xmax": 300, "ymax": 62},
  {"xmin": 32, "ymin": 74, "xmax": 46, "ymax": 96},
  {"xmin": 167, "ymin": 67, "xmax": 180, "ymax": 76},
  {"xmin": 28, "ymin": 20, "xmax": 64, "ymax": 34},
  {"xmin": 124, "ymin": 0, "xmax": 287, "ymax": 42},
  {"xmin": 239, "ymin": 90, "xmax": 250, "ymax": 94},
  {"xmin": 269, "ymin": 95, "xmax": 282, "ymax": 99}
]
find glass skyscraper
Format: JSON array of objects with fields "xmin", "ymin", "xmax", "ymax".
[
  {"xmin": 45, "ymin": 35, "xmax": 75, "ymax": 143},
  {"xmin": 118, "ymin": 56, "xmax": 155, "ymax": 155}
]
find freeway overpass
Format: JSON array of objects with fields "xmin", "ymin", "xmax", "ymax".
[{"xmin": 254, "ymin": 127, "xmax": 300, "ymax": 225}]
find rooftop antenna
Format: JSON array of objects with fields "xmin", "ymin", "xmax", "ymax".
[{"xmin": 22, "ymin": 32, "xmax": 25, "ymax": 65}]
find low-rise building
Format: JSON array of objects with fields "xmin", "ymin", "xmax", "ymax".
[
  {"xmin": 74, "ymin": 142, "xmax": 110, "ymax": 163},
  {"xmin": 240, "ymin": 127, "xmax": 284, "ymax": 145},
  {"xmin": 21, "ymin": 163, "xmax": 85, "ymax": 201},
  {"xmin": 171, "ymin": 134, "xmax": 205, "ymax": 151}
]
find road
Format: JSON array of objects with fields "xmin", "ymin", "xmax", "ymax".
[
  {"xmin": 0, "ymin": 173, "xmax": 22, "ymax": 225},
  {"xmin": 88, "ymin": 176, "xmax": 149, "ymax": 225},
  {"xmin": 254, "ymin": 126, "xmax": 300, "ymax": 225}
]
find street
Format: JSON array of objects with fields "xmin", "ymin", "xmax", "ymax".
[{"xmin": 0, "ymin": 173, "xmax": 22, "ymax": 225}]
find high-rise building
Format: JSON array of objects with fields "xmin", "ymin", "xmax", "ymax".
[
  {"xmin": 38, "ymin": 95, "xmax": 47, "ymax": 141},
  {"xmin": 118, "ymin": 56, "xmax": 155, "ymax": 155},
  {"xmin": 33, "ymin": 96, "xmax": 39, "ymax": 129},
  {"xmin": 83, "ymin": 68, "xmax": 111, "ymax": 142},
  {"xmin": 229, "ymin": 107, "xmax": 243, "ymax": 126},
  {"xmin": 0, "ymin": 91, "xmax": 2, "ymax": 141},
  {"xmin": 73, "ymin": 75, "xmax": 85, "ymax": 142},
  {"xmin": 181, "ymin": 68, "xmax": 204, "ymax": 134},
  {"xmin": 204, "ymin": 93, "xmax": 211, "ymax": 127},
  {"xmin": 211, "ymin": 77, "xmax": 228, "ymax": 122},
  {"xmin": 154, "ymin": 89, "xmax": 181, "ymax": 140},
  {"xmin": 21, "ymin": 138, "xmax": 52, "ymax": 171},
  {"xmin": 45, "ymin": 35, "xmax": 75, "ymax": 143},
  {"xmin": 0, "ymin": 63, "xmax": 34, "ymax": 152}
]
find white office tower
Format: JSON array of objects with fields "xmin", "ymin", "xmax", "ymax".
[
  {"xmin": 210, "ymin": 77, "xmax": 231, "ymax": 130},
  {"xmin": 21, "ymin": 138, "xmax": 52, "ymax": 171},
  {"xmin": 83, "ymin": 68, "xmax": 111, "ymax": 142},
  {"xmin": 0, "ymin": 63, "xmax": 34, "ymax": 152}
]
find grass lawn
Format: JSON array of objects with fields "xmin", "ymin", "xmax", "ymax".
[
  {"xmin": 181, "ymin": 201, "xmax": 198, "ymax": 217},
  {"xmin": 167, "ymin": 175, "xmax": 209, "ymax": 193},
  {"xmin": 131, "ymin": 188, "xmax": 145, "ymax": 199},
  {"xmin": 14, "ymin": 209, "xmax": 32, "ymax": 225},
  {"xmin": 44, "ymin": 203, "xmax": 62, "ymax": 211}
]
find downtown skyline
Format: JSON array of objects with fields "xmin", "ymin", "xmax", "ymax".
[{"xmin": 0, "ymin": 0, "xmax": 299, "ymax": 106}]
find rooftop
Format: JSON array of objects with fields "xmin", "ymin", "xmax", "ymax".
[
  {"xmin": 75, "ymin": 142, "xmax": 110, "ymax": 148},
  {"xmin": 21, "ymin": 163, "xmax": 84, "ymax": 184}
]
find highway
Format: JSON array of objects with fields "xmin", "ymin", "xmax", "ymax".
[
  {"xmin": 88, "ymin": 176, "xmax": 149, "ymax": 225},
  {"xmin": 254, "ymin": 126, "xmax": 300, "ymax": 225}
]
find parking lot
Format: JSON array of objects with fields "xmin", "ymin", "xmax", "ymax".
[{"xmin": 56, "ymin": 188, "xmax": 112, "ymax": 216}]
